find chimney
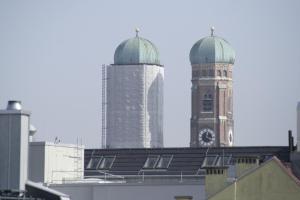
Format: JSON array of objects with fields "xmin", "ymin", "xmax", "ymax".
[
  {"xmin": 0, "ymin": 100, "xmax": 31, "ymax": 192},
  {"xmin": 7, "ymin": 100, "xmax": 22, "ymax": 111},
  {"xmin": 288, "ymin": 130, "xmax": 294, "ymax": 152}
]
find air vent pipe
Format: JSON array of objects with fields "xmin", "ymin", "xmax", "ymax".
[{"xmin": 7, "ymin": 100, "xmax": 22, "ymax": 111}]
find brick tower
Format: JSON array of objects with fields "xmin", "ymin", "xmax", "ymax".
[{"xmin": 189, "ymin": 27, "xmax": 235, "ymax": 147}]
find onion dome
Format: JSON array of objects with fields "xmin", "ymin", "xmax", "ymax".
[
  {"xmin": 189, "ymin": 27, "xmax": 235, "ymax": 65},
  {"xmin": 114, "ymin": 29, "xmax": 160, "ymax": 65}
]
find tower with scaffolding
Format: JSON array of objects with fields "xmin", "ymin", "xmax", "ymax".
[{"xmin": 102, "ymin": 29, "xmax": 164, "ymax": 148}]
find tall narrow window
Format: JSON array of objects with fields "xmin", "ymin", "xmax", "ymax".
[
  {"xmin": 203, "ymin": 94, "xmax": 213, "ymax": 112},
  {"xmin": 224, "ymin": 70, "xmax": 227, "ymax": 77},
  {"xmin": 217, "ymin": 70, "xmax": 222, "ymax": 77}
]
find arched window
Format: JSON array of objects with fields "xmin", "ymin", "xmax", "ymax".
[
  {"xmin": 203, "ymin": 93, "xmax": 213, "ymax": 111},
  {"xmin": 217, "ymin": 70, "xmax": 222, "ymax": 77}
]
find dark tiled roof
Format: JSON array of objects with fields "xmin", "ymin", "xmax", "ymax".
[{"xmin": 84, "ymin": 146, "xmax": 290, "ymax": 177}]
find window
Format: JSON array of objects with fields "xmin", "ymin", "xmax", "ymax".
[
  {"xmin": 98, "ymin": 156, "xmax": 115, "ymax": 169},
  {"xmin": 208, "ymin": 70, "xmax": 214, "ymax": 77},
  {"xmin": 216, "ymin": 155, "xmax": 232, "ymax": 166},
  {"xmin": 203, "ymin": 94, "xmax": 213, "ymax": 112},
  {"xmin": 224, "ymin": 70, "xmax": 227, "ymax": 77},
  {"xmin": 87, "ymin": 157, "xmax": 101, "ymax": 169},
  {"xmin": 217, "ymin": 70, "xmax": 222, "ymax": 77},
  {"xmin": 143, "ymin": 155, "xmax": 173, "ymax": 169},
  {"xmin": 156, "ymin": 155, "xmax": 173, "ymax": 169},
  {"xmin": 87, "ymin": 156, "xmax": 116, "ymax": 170},
  {"xmin": 202, "ymin": 70, "xmax": 207, "ymax": 77},
  {"xmin": 143, "ymin": 155, "xmax": 159, "ymax": 168},
  {"xmin": 202, "ymin": 155, "xmax": 218, "ymax": 167}
]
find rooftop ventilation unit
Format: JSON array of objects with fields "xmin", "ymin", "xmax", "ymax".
[{"xmin": 6, "ymin": 100, "xmax": 22, "ymax": 111}]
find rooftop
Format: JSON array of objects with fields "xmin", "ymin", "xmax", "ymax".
[{"xmin": 84, "ymin": 146, "xmax": 290, "ymax": 177}]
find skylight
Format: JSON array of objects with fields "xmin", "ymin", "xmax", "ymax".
[
  {"xmin": 87, "ymin": 157, "xmax": 102, "ymax": 169},
  {"xmin": 201, "ymin": 155, "xmax": 218, "ymax": 167},
  {"xmin": 86, "ymin": 156, "xmax": 116, "ymax": 170},
  {"xmin": 143, "ymin": 155, "xmax": 159, "ymax": 168},
  {"xmin": 156, "ymin": 155, "xmax": 173, "ymax": 169},
  {"xmin": 98, "ymin": 156, "xmax": 115, "ymax": 169},
  {"xmin": 143, "ymin": 155, "xmax": 173, "ymax": 169}
]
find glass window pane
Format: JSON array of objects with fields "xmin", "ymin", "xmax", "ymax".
[
  {"xmin": 203, "ymin": 93, "xmax": 213, "ymax": 111},
  {"xmin": 98, "ymin": 156, "xmax": 115, "ymax": 169},
  {"xmin": 143, "ymin": 156, "xmax": 159, "ymax": 168},
  {"xmin": 87, "ymin": 157, "xmax": 102, "ymax": 169},
  {"xmin": 202, "ymin": 156, "xmax": 218, "ymax": 167},
  {"xmin": 156, "ymin": 155, "xmax": 173, "ymax": 169},
  {"xmin": 216, "ymin": 155, "xmax": 232, "ymax": 166}
]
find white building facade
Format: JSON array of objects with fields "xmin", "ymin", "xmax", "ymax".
[
  {"xmin": 49, "ymin": 177, "xmax": 205, "ymax": 200},
  {"xmin": 29, "ymin": 141, "xmax": 84, "ymax": 184},
  {"xmin": 103, "ymin": 31, "xmax": 164, "ymax": 148}
]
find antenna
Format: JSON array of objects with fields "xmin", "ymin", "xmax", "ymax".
[
  {"xmin": 135, "ymin": 27, "xmax": 140, "ymax": 37},
  {"xmin": 210, "ymin": 26, "xmax": 215, "ymax": 36}
]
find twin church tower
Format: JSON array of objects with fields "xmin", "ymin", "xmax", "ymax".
[{"xmin": 102, "ymin": 27, "xmax": 235, "ymax": 148}]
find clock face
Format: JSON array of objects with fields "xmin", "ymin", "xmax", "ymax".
[
  {"xmin": 228, "ymin": 129, "xmax": 233, "ymax": 146},
  {"xmin": 198, "ymin": 128, "xmax": 215, "ymax": 146}
]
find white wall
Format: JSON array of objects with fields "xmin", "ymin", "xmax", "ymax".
[
  {"xmin": 50, "ymin": 182, "xmax": 205, "ymax": 200},
  {"xmin": 0, "ymin": 110, "xmax": 30, "ymax": 191},
  {"xmin": 29, "ymin": 142, "xmax": 84, "ymax": 184}
]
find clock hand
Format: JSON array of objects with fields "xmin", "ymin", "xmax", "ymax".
[{"xmin": 207, "ymin": 134, "xmax": 212, "ymax": 140}]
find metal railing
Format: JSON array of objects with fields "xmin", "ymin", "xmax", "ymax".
[{"xmin": 48, "ymin": 170, "xmax": 205, "ymax": 184}]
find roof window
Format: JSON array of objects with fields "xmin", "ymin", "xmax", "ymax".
[
  {"xmin": 143, "ymin": 155, "xmax": 159, "ymax": 168},
  {"xmin": 98, "ymin": 156, "xmax": 116, "ymax": 169},
  {"xmin": 201, "ymin": 155, "xmax": 218, "ymax": 167},
  {"xmin": 143, "ymin": 155, "xmax": 173, "ymax": 169},
  {"xmin": 87, "ymin": 157, "xmax": 102, "ymax": 169},
  {"xmin": 86, "ymin": 156, "xmax": 116, "ymax": 170},
  {"xmin": 156, "ymin": 155, "xmax": 173, "ymax": 169},
  {"xmin": 215, "ymin": 155, "xmax": 232, "ymax": 166}
]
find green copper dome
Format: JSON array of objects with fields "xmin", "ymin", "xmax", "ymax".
[
  {"xmin": 114, "ymin": 31, "xmax": 160, "ymax": 65},
  {"xmin": 190, "ymin": 28, "xmax": 235, "ymax": 65}
]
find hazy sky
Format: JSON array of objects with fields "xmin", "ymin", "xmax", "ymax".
[{"xmin": 0, "ymin": 0, "xmax": 300, "ymax": 148}]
